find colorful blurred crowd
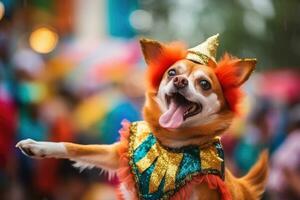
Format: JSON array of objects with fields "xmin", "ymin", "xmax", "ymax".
[{"xmin": 0, "ymin": 0, "xmax": 300, "ymax": 200}]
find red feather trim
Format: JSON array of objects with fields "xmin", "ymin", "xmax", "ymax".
[
  {"xmin": 146, "ymin": 42, "xmax": 187, "ymax": 90},
  {"xmin": 170, "ymin": 174, "xmax": 232, "ymax": 200},
  {"xmin": 215, "ymin": 54, "xmax": 244, "ymax": 114},
  {"xmin": 116, "ymin": 120, "xmax": 139, "ymax": 200}
]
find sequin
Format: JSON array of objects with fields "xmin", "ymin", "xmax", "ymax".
[{"xmin": 128, "ymin": 121, "xmax": 225, "ymax": 200}]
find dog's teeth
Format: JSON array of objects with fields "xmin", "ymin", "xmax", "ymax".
[
  {"xmin": 193, "ymin": 105, "xmax": 197, "ymax": 111},
  {"xmin": 190, "ymin": 105, "xmax": 196, "ymax": 112}
]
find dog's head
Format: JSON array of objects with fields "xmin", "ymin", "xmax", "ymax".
[{"xmin": 140, "ymin": 35, "xmax": 256, "ymax": 147}]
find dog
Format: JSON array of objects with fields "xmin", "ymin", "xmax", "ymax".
[{"xmin": 16, "ymin": 34, "xmax": 268, "ymax": 200}]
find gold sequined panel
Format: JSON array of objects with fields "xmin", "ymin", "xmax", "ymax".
[
  {"xmin": 132, "ymin": 121, "xmax": 151, "ymax": 150},
  {"xmin": 200, "ymin": 143, "xmax": 223, "ymax": 172}
]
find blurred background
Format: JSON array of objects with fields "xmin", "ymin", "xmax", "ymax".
[{"xmin": 0, "ymin": 0, "xmax": 299, "ymax": 199}]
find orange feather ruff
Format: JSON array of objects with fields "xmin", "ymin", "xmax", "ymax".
[
  {"xmin": 146, "ymin": 42, "xmax": 187, "ymax": 90},
  {"xmin": 215, "ymin": 54, "xmax": 244, "ymax": 114}
]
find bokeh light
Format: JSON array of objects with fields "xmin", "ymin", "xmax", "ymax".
[
  {"xmin": 29, "ymin": 27, "xmax": 59, "ymax": 54},
  {"xmin": 129, "ymin": 9, "xmax": 153, "ymax": 31},
  {"xmin": 0, "ymin": 2, "xmax": 4, "ymax": 21}
]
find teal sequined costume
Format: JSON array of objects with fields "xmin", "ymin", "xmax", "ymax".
[{"xmin": 126, "ymin": 121, "xmax": 225, "ymax": 200}]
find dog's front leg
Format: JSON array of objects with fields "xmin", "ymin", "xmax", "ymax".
[{"xmin": 16, "ymin": 139, "xmax": 120, "ymax": 173}]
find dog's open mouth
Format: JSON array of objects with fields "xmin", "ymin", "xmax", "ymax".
[{"xmin": 159, "ymin": 92, "xmax": 202, "ymax": 129}]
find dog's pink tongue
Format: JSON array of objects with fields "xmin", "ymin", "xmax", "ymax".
[{"xmin": 159, "ymin": 100, "xmax": 185, "ymax": 129}]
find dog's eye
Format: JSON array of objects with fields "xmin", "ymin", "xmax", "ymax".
[
  {"xmin": 199, "ymin": 80, "xmax": 211, "ymax": 90},
  {"xmin": 168, "ymin": 69, "xmax": 176, "ymax": 77}
]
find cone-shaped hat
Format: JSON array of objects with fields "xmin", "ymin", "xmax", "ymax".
[{"xmin": 186, "ymin": 33, "xmax": 219, "ymax": 64}]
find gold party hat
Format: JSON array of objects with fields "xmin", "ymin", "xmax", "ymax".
[{"xmin": 186, "ymin": 33, "xmax": 219, "ymax": 64}]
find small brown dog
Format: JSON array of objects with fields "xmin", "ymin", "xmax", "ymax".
[{"xmin": 17, "ymin": 34, "xmax": 268, "ymax": 200}]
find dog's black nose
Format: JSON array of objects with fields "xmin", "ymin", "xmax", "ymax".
[{"xmin": 173, "ymin": 76, "xmax": 188, "ymax": 89}]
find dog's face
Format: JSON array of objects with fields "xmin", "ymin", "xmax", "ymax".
[
  {"xmin": 140, "ymin": 38, "xmax": 255, "ymax": 146},
  {"xmin": 156, "ymin": 59, "xmax": 225, "ymax": 129}
]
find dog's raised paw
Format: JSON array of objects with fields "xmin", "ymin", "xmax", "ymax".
[{"xmin": 16, "ymin": 139, "xmax": 47, "ymax": 158}]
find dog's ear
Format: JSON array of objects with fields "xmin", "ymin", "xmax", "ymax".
[
  {"xmin": 216, "ymin": 56, "xmax": 256, "ymax": 88},
  {"xmin": 216, "ymin": 55, "xmax": 256, "ymax": 113},
  {"xmin": 234, "ymin": 58, "xmax": 256, "ymax": 86},
  {"xmin": 142, "ymin": 40, "xmax": 187, "ymax": 90},
  {"xmin": 139, "ymin": 38, "xmax": 163, "ymax": 65}
]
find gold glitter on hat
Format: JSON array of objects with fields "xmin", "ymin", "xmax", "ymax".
[{"xmin": 186, "ymin": 33, "xmax": 219, "ymax": 64}]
